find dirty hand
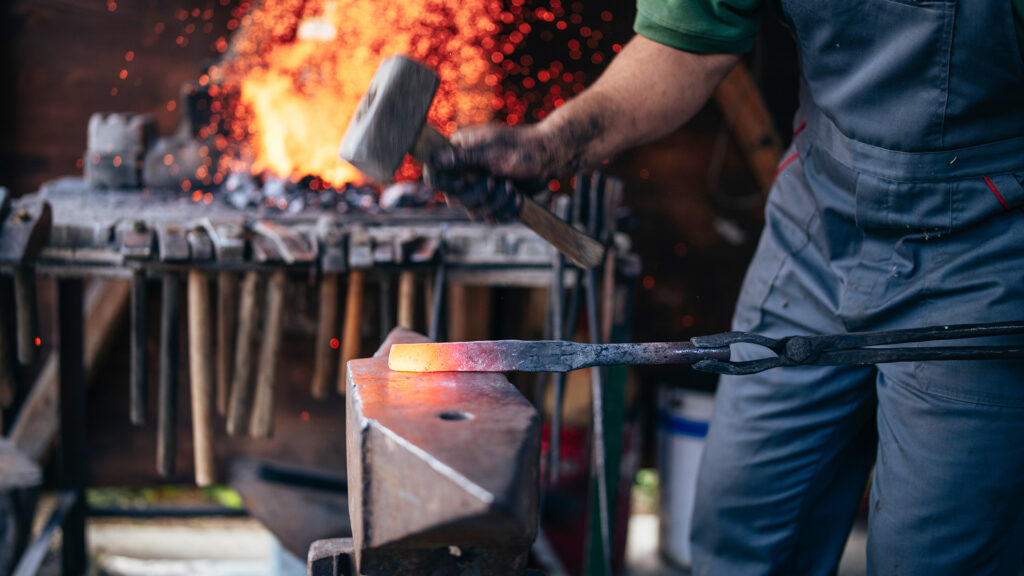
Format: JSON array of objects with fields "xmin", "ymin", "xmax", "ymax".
[
  {"xmin": 433, "ymin": 123, "xmax": 561, "ymax": 180},
  {"xmin": 424, "ymin": 123, "xmax": 559, "ymax": 222},
  {"xmin": 424, "ymin": 166, "xmax": 524, "ymax": 223}
]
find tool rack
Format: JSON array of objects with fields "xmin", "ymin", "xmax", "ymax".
[{"xmin": 1, "ymin": 173, "xmax": 637, "ymax": 576}]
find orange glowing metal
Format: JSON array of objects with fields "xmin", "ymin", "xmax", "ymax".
[
  {"xmin": 388, "ymin": 340, "xmax": 731, "ymax": 373},
  {"xmin": 387, "ymin": 342, "xmax": 493, "ymax": 373}
]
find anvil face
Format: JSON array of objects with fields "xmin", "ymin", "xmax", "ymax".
[{"xmin": 345, "ymin": 328, "xmax": 540, "ymax": 575}]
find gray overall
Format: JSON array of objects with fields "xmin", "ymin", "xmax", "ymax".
[{"xmin": 690, "ymin": 0, "xmax": 1024, "ymax": 573}]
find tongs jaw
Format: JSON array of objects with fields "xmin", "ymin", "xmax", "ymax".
[{"xmin": 689, "ymin": 321, "xmax": 1024, "ymax": 376}]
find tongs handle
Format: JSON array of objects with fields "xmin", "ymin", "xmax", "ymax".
[{"xmin": 690, "ymin": 321, "xmax": 1024, "ymax": 375}]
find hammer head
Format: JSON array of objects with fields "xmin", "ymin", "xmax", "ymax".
[{"xmin": 339, "ymin": 55, "xmax": 440, "ymax": 183}]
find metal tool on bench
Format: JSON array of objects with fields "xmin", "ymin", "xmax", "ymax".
[
  {"xmin": 388, "ymin": 321, "xmax": 1024, "ymax": 373},
  {"xmin": 339, "ymin": 54, "xmax": 605, "ymax": 270}
]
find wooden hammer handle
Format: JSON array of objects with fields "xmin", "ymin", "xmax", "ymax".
[
  {"xmin": 187, "ymin": 269, "xmax": 216, "ymax": 486},
  {"xmin": 518, "ymin": 197, "xmax": 605, "ymax": 269},
  {"xmin": 311, "ymin": 272, "xmax": 339, "ymax": 399},
  {"xmin": 337, "ymin": 270, "xmax": 364, "ymax": 394},
  {"xmin": 397, "ymin": 270, "xmax": 416, "ymax": 330}
]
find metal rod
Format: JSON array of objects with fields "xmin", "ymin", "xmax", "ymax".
[
  {"xmin": 551, "ymin": 187, "xmax": 580, "ymax": 485},
  {"xmin": 535, "ymin": 279, "xmax": 553, "ymax": 493},
  {"xmin": 250, "ymin": 269, "xmax": 286, "ymax": 438},
  {"xmin": 532, "ymin": 527, "xmax": 570, "ymax": 576},
  {"xmin": 379, "ymin": 273, "xmax": 394, "ymax": 335},
  {"xmin": 12, "ymin": 491, "xmax": 77, "ymax": 576},
  {"xmin": 56, "ymin": 277, "xmax": 87, "ymax": 575},
  {"xmin": 87, "ymin": 505, "xmax": 248, "ymax": 519},
  {"xmin": 14, "ymin": 266, "xmax": 38, "ymax": 365},
  {"xmin": 586, "ymin": 267, "xmax": 612, "ymax": 576},
  {"xmin": 585, "ymin": 173, "xmax": 612, "ymax": 576},
  {"xmin": 130, "ymin": 268, "xmax": 147, "ymax": 425},
  {"xmin": 428, "ymin": 237, "xmax": 447, "ymax": 342},
  {"xmin": 157, "ymin": 274, "xmax": 180, "ymax": 477},
  {"xmin": 216, "ymin": 270, "xmax": 238, "ymax": 415}
]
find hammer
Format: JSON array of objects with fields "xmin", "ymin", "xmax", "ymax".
[{"xmin": 340, "ymin": 55, "xmax": 605, "ymax": 270}]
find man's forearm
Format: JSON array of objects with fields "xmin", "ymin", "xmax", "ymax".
[
  {"xmin": 537, "ymin": 35, "xmax": 740, "ymax": 174},
  {"xmin": 438, "ymin": 36, "xmax": 740, "ymax": 183}
]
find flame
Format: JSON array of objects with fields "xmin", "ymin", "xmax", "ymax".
[{"xmin": 214, "ymin": 0, "xmax": 502, "ymax": 186}]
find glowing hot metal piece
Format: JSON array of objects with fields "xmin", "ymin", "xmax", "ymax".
[{"xmin": 387, "ymin": 340, "xmax": 731, "ymax": 373}]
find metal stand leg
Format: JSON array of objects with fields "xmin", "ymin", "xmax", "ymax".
[
  {"xmin": 57, "ymin": 277, "xmax": 86, "ymax": 575},
  {"xmin": 428, "ymin": 239, "xmax": 447, "ymax": 343},
  {"xmin": 379, "ymin": 274, "xmax": 393, "ymax": 335}
]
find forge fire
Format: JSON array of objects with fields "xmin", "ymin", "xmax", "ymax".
[{"xmin": 89, "ymin": 0, "xmax": 623, "ymax": 200}]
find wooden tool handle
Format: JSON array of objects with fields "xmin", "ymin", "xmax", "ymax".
[
  {"xmin": 130, "ymin": 269, "xmax": 147, "ymax": 426},
  {"xmin": 13, "ymin": 267, "xmax": 38, "ymax": 365},
  {"xmin": 187, "ymin": 270, "xmax": 216, "ymax": 486},
  {"xmin": 338, "ymin": 270, "xmax": 364, "ymax": 394},
  {"xmin": 398, "ymin": 270, "xmax": 416, "ymax": 330},
  {"xmin": 518, "ymin": 197, "xmax": 605, "ymax": 269},
  {"xmin": 216, "ymin": 271, "xmax": 238, "ymax": 416},
  {"xmin": 311, "ymin": 273, "xmax": 339, "ymax": 399},
  {"xmin": 250, "ymin": 270, "xmax": 286, "ymax": 438},
  {"xmin": 157, "ymin": 274, "xmax": 180, "ymax": 477},
  {"xmin": 712, "ymin": 62, "xmax": 783, "ymax": 194},
  {"xmin": 227, "ymin": 270, "xmax": 259, "ymax": 436}
]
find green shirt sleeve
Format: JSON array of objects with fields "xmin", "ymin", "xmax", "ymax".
[{"xmin": 633, "ymin": 0, "xmax": 767, "ymax": 54}]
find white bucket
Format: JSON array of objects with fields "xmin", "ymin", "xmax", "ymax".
[{"xmin": 657, "ymin": 387, "xmax": 715, "ymax": 570}]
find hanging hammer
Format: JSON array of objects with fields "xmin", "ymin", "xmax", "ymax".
[
  {"xmin": 0, "ymin": 200, "xmax": 52, "ymax": 367},
  {"xmin": 339, "ymin": 55, "xmax": 605, "ymax": 270}
]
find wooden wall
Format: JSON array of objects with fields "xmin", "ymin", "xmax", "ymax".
[{"xmin": 0, "ymin": 0, "xmax": 233, "ymax": 196}]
